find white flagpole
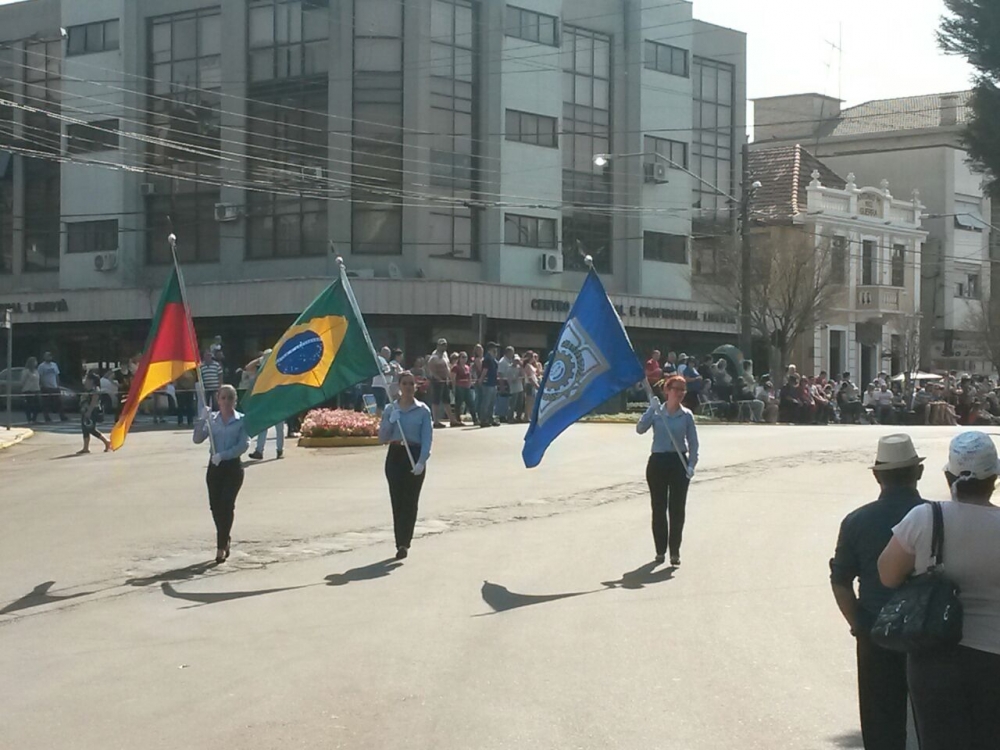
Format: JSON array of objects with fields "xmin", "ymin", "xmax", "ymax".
[
  {"xmin": 336, "ymin": 257, "xmax": 416, "ymax": 471},
  {"xmin": 169, "ymin": 233, "xmax": 215, "ymax": 456}
]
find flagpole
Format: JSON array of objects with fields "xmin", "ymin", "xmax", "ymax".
[
  {"xmin": 335, "ymin": 257, "xmax": 416, "ymax": 471},
  {"xmin": 169, "ymin": 233, "xmax": 215, "ymax": 456}
]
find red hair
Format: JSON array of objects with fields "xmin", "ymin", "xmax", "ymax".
[{"xmin": 663, "ymin": 374, "xmax": 686, "ymax": 391}]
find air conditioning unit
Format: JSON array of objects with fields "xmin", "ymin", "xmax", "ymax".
[
  {"xmin": 94, "ymin": 251, "xmax": 118, "ymax": 272},
  {"xmin": 300, "ymin": 166, "xmax": 324, "ymax": 180},
  {"xmin": 214, "ymin": 203, "xmax": 241, "ymax": 222},
  {"xmin": 540, "ymin": 251, "xmax": 563, "ymax": 274},
  {"xmin": 644, "ymin": 162, "xmax": 669, "ymax": 184},
  {"xmin": 140, "ymin": 182, "xmax": 157, "ymax": 196}
]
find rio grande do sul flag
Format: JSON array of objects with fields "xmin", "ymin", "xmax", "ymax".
[
  {"xmin": 242, "ymin": 276, "xmax": 381, "ymax": 436},
  {"xmin": 110, "ymin": 267, "xmax": 199, "ymax": 450}
]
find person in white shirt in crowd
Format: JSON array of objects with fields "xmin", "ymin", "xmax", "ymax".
[
  {"xmin": 507, "ymin": 355, "xmax": 526, "ymax": 422},
  {"xmin": 247, "ymin": 349, "xmax": 283, "ymax": 461},
  {"xmin": 387, "ymin": 348, "xmax": 404, "ymax": 401},
  {"xmin": 99, "ymin": 369, "xmax": 119, "ymax": 418},
  {"xmin": 879, "ymin": 431, "xmax": 1000, "ymax": 750},
  {"xmin": 496, "ymin": 346, "xmax": 516, "ymax": 423},
  {"xmin": 20, "ymin": 357, "xmax": 42, "ymax": 424},
  {"xmin": 37, "ymin": 351, "xmax": 66, "ymax": 422},
  {"xmin": 427, "ymin": 338, "xmax": 458, "ymax": 428},
  {"xmin": 200, "ymin": 351, "xmax": 224, "ymax": 410},
  {"xmin": 874, "ymin": 383, "xmax": 895, "ymax": 424}
]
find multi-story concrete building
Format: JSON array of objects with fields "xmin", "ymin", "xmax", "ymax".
[
  {"xmin": 748, "ymin": 145, "xmax": 927, "ymax": 384},
  {"xmin": 0, "ymin": 0, "xmax": 746, "ymax": 374},
  {"xmin": 754, "ymin": 91, "xmax": 994, "ymax": 374}
]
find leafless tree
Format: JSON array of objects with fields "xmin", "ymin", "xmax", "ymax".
[
  {"xmin": 692, "ymin": 227, "xmax": 841, "ymax": 376},
  {"xmin": 965, "ymin": 296, "xmax": 1000, "ymax": 375}
]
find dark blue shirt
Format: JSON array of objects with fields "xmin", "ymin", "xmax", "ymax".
[
  {"xmin": 830, "ymin": 486, "xmax": 925, "ymax": 629},
  {"xmin": 482, "ymin": 353, "xmax": 499, "ymax": 387}
]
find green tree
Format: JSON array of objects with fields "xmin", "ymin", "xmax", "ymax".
[{"xmin": 939, "ymin": 0, "xmax": 1000, "ymax": 196}]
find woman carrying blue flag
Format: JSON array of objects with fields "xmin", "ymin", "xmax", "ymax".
[
  {"xmin": 379, "ymin": 371, "xmax": 433, "ymax": 560},
  {"xmin": 637, "ymin": 374, "xmax": 699, "ymax": 566}
]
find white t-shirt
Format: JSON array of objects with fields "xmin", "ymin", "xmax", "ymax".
[{"xmin": 893, "ymin": 501, "xmax": 1000, "ymax": 655}]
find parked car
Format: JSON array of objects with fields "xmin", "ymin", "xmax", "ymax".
[{"xmin": 0, "ymin": 367, "xmax": 80, "ymax": 414}]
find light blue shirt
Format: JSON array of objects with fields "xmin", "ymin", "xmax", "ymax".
[
  {"xmin": 636, "ymin": 404, "xmax": 699, "ymax": 468},
  {"xmin": 193, "ymin": 410, "xmax": 251, "ymax": 462},
  {"xmin": 379, "ymin": 399, "xmax": 433, "ymax": 465}
]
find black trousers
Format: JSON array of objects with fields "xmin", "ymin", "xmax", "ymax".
[
  {"xmin": 908, "ymin": 645, "xmax": 1000, "ymax": 750},
  {"xmin": 385, "ymin": 444, "xmax": 425, "ymax": 550},
  {"xmin": 856, "ymin": 631, "xmax": 909, "ymax": 750},
  {"xmin": 176, "ymin": 390, "xmax": 195, "ymax": 425},
  {"xmin": 646, "ymin": 452, "xmax": 689, "ymax": 558},
  {"xmin": 206, "ymin": 459, "xmax": 244, "ymax": 550}
]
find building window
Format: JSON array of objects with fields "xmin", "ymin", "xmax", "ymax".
[
  {"xmin": 862, "ymin": 239, "xmax": 877, "ymax": 285},
  {"xmin": 505, "ymin": 109, "xmax": 558, "ymax": 148},
  {"xmin": 66, "ymin": 20, "xmax": 120, "ymax": 56},
  {"xmin": 24, "ymin": 159, "xmax": 60, "ymax": 272},
  {"xmin": 428, "ymin": 206, "xmax": 477, "ymax": 259},
  {"xmin": 23, "ymin": 40, "xmax": 62, "ymax": 155},
  {"xmin": 429, "ymin": 0, "xmax": 479, "ymax": 259},
  {"xmin": 563, "ymin": 25, "xmax": 611, "ymax": 273},
  {"xmin": 643, "ymin": 231, "xmax": 687, "ymax": 263},
  {"xmin": 830, "ymin": 235, "xmax": 847, "ymax": 285},
  {"xmin": 67, "ymin": 119, "xmax": 120, "ymax": 154},
  {"xmin": 247, "ymin": 196, "xmax": 327, "ymax": 259},
  {"xmin": 146, "ymin": 188, "xmax": 219, "ymax": 264},
  {"xmin": 67, "ymin": 220, "xmax": 118, "ymax": 254},
  {"xmin": 505, "ymin": 214, "xmax": 557, "ymax": 248},
  {"xmin": 891, "ymin": 244, "xmax": 905, "ymax": 287},
  {"xmin": 505, "ymin": 6, "xmax": 558, "ymax": 46},
  {"xmin": 956, "ymin": 273, "xmax": 981, "ymax": 299},
  {"xmin": 248, "ymin": 0, "xmax": 329, "ymax": 83},
  {"xmin": 0, "ymin": 167, "xmax": 13, "ymax": 275},
  {"xmin": 247, "ymin": 89, "xmax": 329, "ymax": 258},
  {"xmin": 353, "ymin": 0, "xmax": 402, "ymax": 255},
  {"xmin": 644, "ymin": 135, "xmax": 687, "ymax": 170},
  {"xmin": 691, "ymin": 56, "xmax": 735, "ymax": 221},
  {"xmin": 644, "ymin": 41, "xmax": 688, "ymax": 77}
]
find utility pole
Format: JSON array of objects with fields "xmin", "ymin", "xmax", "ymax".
[
  {"xmin": 3, "ymin": 307, "xmax": 11, "ymax": 431},
  {"xmin": 739, "ymin": 141, "xmax": 758, "ymax": 358}
]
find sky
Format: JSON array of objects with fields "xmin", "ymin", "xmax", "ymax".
[
  {"xmin": 0, "ymin": 0, "xmax": 975, "ymax": 113},
  {"xmin": 695, "ymin": 0, "xmax": 974, "ymax": 106}
]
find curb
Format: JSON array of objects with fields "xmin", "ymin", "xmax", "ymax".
[{"xmin": 0, "ymin": 428, "xmax": 34, "ymax": 451}]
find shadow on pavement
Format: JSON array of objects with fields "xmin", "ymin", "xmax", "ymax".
[
  {"xmin": 601, "ymin": 561, "xmax": 676, "ymax": 590},
  {"xmin": 829, "ymin": 731, "xmax": 864, "ymax": 748},
  {"xmin": 324, "ymin": 558, "xmax": 401, "ymax": 587},
  {"xmin": 160, "ymin": 581, "xmax": 307, "ymax": 608},
  {"xmin": 242, "ymin": 457, "xmax": 283, "ymax": 468},
  {"xmin": 477, "ymin": 581, "xmax": 603, "ymax": 616},
  {"xmin": 0, "ymin": 581, "xmax": 93, "ymax": 615},
  {"xmin": 125, "ymin": 560, "xmax": 219, "ymax": 587}
]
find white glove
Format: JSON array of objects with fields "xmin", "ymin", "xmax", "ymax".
[
  {"xmin": 412, "ymin": 461, "xmax": 426, "ymax": 476},
  {"xmin": 211, "ymin": 453, "xmax": 223, "ymax": 466},
  {"xmin": 646, "ymin": 396, "xmax": 661, "ymax": 412},
  {"xmin": 686, "ymin": 465, "xmax": 695, "ymax": 480},
  {"xmin": 387, "ymin": 406, "xmax": 400, "ymax": 424}
]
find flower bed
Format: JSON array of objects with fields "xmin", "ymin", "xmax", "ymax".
[{"xmin": 300, "ymin": 409, "xmax": 379, "ymax": 439}]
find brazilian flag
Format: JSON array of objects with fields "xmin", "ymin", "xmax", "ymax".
[{"xmin": 242, "ymin": 277, "xmax": 381, "ymax": 436}]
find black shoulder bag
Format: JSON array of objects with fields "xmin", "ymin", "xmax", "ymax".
[{"xmin": 870, "ymin": 502, "xmax": 963, "ymax": 653}]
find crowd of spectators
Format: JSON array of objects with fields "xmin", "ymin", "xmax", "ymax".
[{"xmin": 643, "ymin": 350, "xmax": 1000, "ymax": 427}]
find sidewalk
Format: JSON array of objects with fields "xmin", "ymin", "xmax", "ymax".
[{"xmin": 0, "ymin": 427, "xmax": 34, "ymax": 450}]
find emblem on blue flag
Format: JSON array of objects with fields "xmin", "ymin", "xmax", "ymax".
[{"xmin": 522, "ymin": 268, "xmax": 644, "ymax": 468}]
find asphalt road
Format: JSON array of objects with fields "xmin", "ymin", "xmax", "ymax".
[{"xmin": 0, "ymin": 420, "xmax": 957, "ymax": 749}]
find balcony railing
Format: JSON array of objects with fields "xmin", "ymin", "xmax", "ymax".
[{"xmin": 857, "ymin": 285, "xmax": 902, "ymax": 312}]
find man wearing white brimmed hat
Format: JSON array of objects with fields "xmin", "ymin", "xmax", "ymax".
[{"xmin": 830, "ymin": 434, "xmax": 926, "ymax": 750}]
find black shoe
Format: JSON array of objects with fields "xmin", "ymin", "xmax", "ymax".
[
  {"xmin": 655, "ymin": 554, "xmax": 665, "ymax": 564},
  {"xmin": 670, "ymin": 557, "xmax": 681, "ymax": 566},
  {"xmin": 248, "ymin": 451, "xmax": 263, "ymax": 460},
  {"xmin": 276, "ymin": 450, "xmax": 284, "ymax": 459},
  {"xmin": 395, "ymin": 547, "xmax": 408, "ymax": 560}
]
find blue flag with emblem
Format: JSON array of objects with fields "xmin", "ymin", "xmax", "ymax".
[
  {"xmin": 522, "ymin": 268, "xmax": 644, "ymax": 468},
  {"xmin": 242, "ymin": 275, "xmax": 382, "ymax": 436}
]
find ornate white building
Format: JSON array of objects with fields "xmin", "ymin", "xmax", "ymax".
[{"xmin": 748, "ymin": 144, "xmax": 928, "ymax": 384}]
